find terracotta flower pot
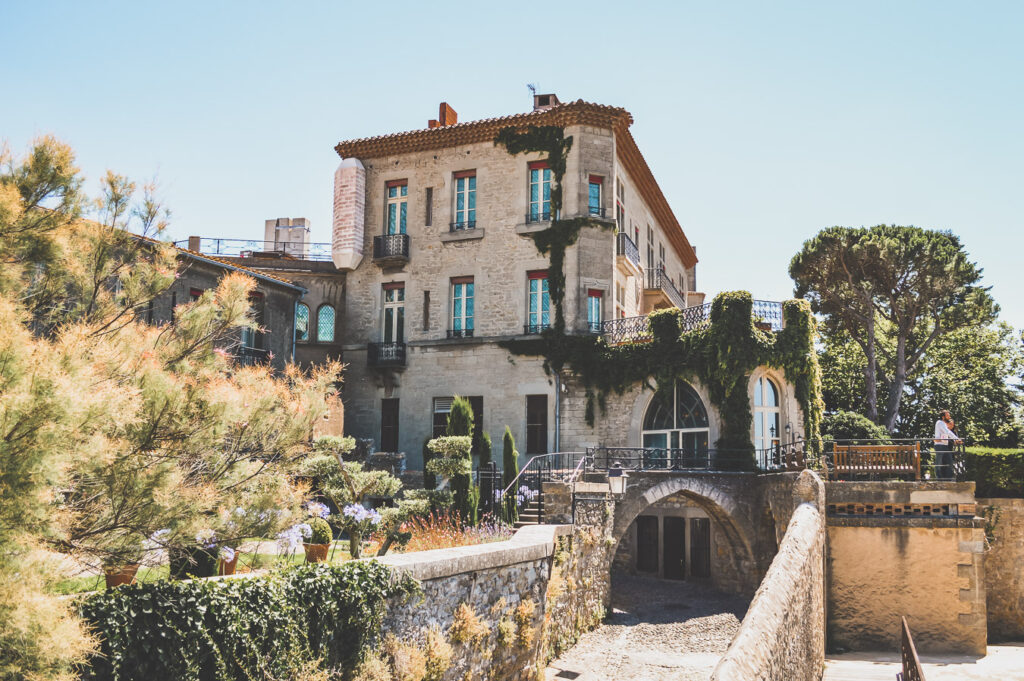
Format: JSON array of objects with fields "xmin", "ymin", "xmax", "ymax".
[
  {"xmin": 303, "ymin": 543, "xmax": 330, "ymax": 563},
  {"xmin": 218, "ymin": 553, "xmax": 239, "ymax": 576},
  {"xmin": 104, "ymin": 563, "xmax": 140, "ymax": 588}
]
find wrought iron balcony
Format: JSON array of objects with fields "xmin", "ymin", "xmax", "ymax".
[
  {"xmin": 600, "ymin": 299, "xmax": 784, "ymax": 344},
  {"xmin": 616, "ymin": 232, "xmax": 641, "ymax": 271},
  {"xmin": 588, "ymin": 206, "xmax": 607, "ymax": 218},
  {"xmin": 752, "ymin": 300, "xmax": 784, "ymax": 331},
  {"xmin": 234, "ymin": 346, "xmax": 269, "ymax": 366},
  {"xmin": 644, "ymin": 267, "xmax": 687, "ymax": 310},
  {"xmin": 175, "ymin": 238, "xmax": 334, "ymax": 262},
  {"xmin": 523, "ymin": 323, "xmax": 551, "ymax": 335},
  {"xmin": 368, "ymin": 342, "xmax": 407, "ymax": 368},
  {"xmin": 372, "ymin": 234, "xmax": 410, "ymax": 264},
  {"xmin": 449, "ymin": 220, "xmax": 477, "ymax": 232},
  {"xmin": 446, "ymin": 328, "xmax": 474, "ymax": 339},
  {"xmin": 525, "ymin": 211, "xmax": 552, "ymax": 224}
]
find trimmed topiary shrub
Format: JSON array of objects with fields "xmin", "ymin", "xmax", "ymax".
[
  {"xmin": 308, "ymin": 517, "xmax": 332, "ymax": 545},
  {"xmin": 823, "ymin": 410, "xmax": 891, "ymax": 443}
]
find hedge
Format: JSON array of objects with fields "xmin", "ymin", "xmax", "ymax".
[
  {"xmin": 962, "ymin": 447, "xmax": 1024, "ymax": 498},
  {"xmin": 78, "ymin": 561, "xmax": 419, "ymax": 681}
]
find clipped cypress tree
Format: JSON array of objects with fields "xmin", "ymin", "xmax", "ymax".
[
  {"xmin": 422, "ymin": 436, "xmax": 435, "ymax": 490},
  {"xmin": 446, "ymin": 396, "xmax": 476, "ymax": 522},
  {"xmin": 502, "ymin": 427, "xmax": 520, "ymax": 524}
]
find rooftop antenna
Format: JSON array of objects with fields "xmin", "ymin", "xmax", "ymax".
[{"xmin": 527, "ymin": 83, "xmax": 537, "ymax": 97}]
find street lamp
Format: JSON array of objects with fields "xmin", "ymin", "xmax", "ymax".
[{"xmin": 608, "ymin": 461, "xmax": 629, "ymax": 495}]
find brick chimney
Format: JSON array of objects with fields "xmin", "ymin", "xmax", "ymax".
[
  {"xmin": 428, "ymin": 102, "xmax": 458, "ymax": 128},
  {"xmin": 532, "ymin": 93, "xmax": 561, "ymax": 111}
]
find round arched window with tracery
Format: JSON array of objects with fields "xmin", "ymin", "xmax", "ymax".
[
  {"xmin": 753, "ymin": 376, "xmax": 781, "ymax": 451},
  {"xmin": 641, "ymin": 380, "xmax": 710, "ymax": 467}
]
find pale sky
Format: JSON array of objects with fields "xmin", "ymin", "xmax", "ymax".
[{"xmin": 3, "ymin": 1, "xmax": 1022, "ymax": 329}]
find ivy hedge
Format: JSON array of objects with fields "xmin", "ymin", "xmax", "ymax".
[
  {"xmin": 78, "ymin": 561, "xmax": 419, "ymax": 681},
  {"xmin": 501, "ymin": 292, "xmax": 824, "ymax": 467},
  {"xmin": 962, "ymin": 447, "xmax": 1024, "ymax": 497}
]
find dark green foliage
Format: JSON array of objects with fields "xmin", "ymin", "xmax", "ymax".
[
  {"xmin": 447, "ymin": 396, "xmax": 475, "ymax": 523},
  {"xmin": 422, "ymin": 436, "xmax": 436, "ymax": 490},
  {"xmin": 823, "ymin": 410, "xmax": 892, "ymax": 443},
  {"xmin": 502, "ymin": 292, "xmax": 825, "ymax": 466},
  {"xmin": 78, "ymin": 561, "xmax": 419, "ymax": 681},
  {"xmin": 502, "ymin": 427, "xmax": 520, "ymax": 524},
  {"xmin": 961, "ymin": 447, "xmax": 1024, "ymax": 497},
  {"xmin": 474, "ymin": 430, "xmax": 493, "ymax": 467},
  {"xmin": 308, "ymin": 517, "xmax": 332, "ymax": 545},
  {"xmin": 168, "ymin": 548, "xmax": 219, "ymax": 579},
  {"xmin": 494, "ymin": 126, "xmax": 614, "ymax": 332}
]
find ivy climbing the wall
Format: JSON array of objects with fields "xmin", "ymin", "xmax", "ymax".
[
  {"xmin": 502, "ymin": 292, "xmax": 824, "ymax": 468},
  {"xmin": 494, "ymin": 125, "xmax": 614, "ymax": 332}
]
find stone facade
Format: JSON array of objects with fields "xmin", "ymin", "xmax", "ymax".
[
  {"xmin": 825, "ymin": 481, "xmax": 987, "ymax": 655},
  {"xmin": 977, "ymin": 497, "xmax": 1024, "ymax": 641},
  {"xmin": 149, "ymin": 250, "xmax": 304, "ymax": 370},
  {"xmin": 331, "ymin": 100, "xmax": 705, "ymax": 469}
]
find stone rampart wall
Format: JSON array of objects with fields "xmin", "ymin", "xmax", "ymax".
[
  {"xmin": 377, "ymin": 520, "xmax": 613, "ymax": 681},
  {"xmin": 977, "ymin": 497, "xmax": 1024, "ymax": 641},
  {"xmin": 711, "ymin": 470, "xmax": 826, "ymax": 681}
]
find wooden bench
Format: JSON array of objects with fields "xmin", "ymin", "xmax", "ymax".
[{"xmin": 830, "ymin": 443, "xmax": 921, "ymax": 480}]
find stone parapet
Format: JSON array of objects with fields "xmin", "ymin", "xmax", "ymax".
[{"xmin": 977, "ymin": 497, "xmax": 1024, "ymax": 641}]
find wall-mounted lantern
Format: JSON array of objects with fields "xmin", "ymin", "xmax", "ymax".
[{"xmin": 608, "ymin": 461, "xmax": 629, "ymax": 495}]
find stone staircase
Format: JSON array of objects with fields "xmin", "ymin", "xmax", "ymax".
[{"xmin": 514, "ymin": 497, "xmax": 542, "ymax": 528}]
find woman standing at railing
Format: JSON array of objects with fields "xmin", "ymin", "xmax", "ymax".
[{"xmin": 933, "ymin": 410, "xmax": 960, "ymax": 480}]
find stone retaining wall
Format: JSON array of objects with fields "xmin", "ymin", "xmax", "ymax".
[
  {"xmin": 977, "ymin": 497, "xmax": 1024, "ymax": 641},
  {"xmin": 377, "ymin": 519, "xmax": 613, "ymax": 681},
  {"xmin": 711, "ymin": 470, "xmax": 826, "ymax": 681}
]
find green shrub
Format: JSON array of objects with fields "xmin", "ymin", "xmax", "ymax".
[
  {"xmin": 502, "ymin": 427, "xmax": 520, "ymax": 525},
  {"xmin": 823, "ymin": 410, "xmax": 891, "ymax": 443},
  {"xmin": 962, "ymin": 447, "xmax": 1024, "ymax": 498},
  {"xmin": 308, "ymin": 517, "xmax": 333, "ymax": 545},
  {"xmin": 78, "ymin": 561, "xmax": 419, "ymax": 681}
]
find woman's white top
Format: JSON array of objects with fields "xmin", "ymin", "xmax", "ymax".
[{"xmin": 934, "ymin": 419, "xmax": 957, "ymax": 444}]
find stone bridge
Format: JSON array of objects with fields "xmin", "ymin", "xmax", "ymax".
[{"xmin": 606, "ymin": 470, "xmax": 806, "ymax": 594}]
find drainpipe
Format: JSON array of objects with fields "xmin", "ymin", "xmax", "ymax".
[
  {"xmin": 291, "ymin": 297, "xmax": 299, "ymax": 363},
  {"xmin": 554, "ymin": 372, "xmax": 561, "ymax": 452}
]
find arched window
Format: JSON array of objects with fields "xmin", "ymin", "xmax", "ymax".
[
  {"xmin": 642, "ymin": 380, "xmax": 710, "ymax": 467},
  {"xmin": 295, "ymin": 303, "xmax": 309, "ymax": 342},
  {"xmin": 753, "ymin": 376, "xmax": 781, "ymax": 451},
  {"xmin": 317, "ymin": 304, "xmax": 335, "ymax": 343}
]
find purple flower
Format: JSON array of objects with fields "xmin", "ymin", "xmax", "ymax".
[
  {"xmin": 297, "ymin": 523, "xmax": 312, "ymax": 539},
  {"xmin": 195, "ymin": 529, "xmax": 217, "ymax": 549},
  {"xmin": 306, "ymin": 501, "xmax": 330, "ymax": 519},
  {"xmin": 219, "ymin": 546, "xmax": 236, "ymax": 562}
]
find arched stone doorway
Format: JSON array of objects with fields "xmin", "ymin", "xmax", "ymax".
[{"xmin": 610, "ymin": 474, "xmax": 761, "ymax": 594}]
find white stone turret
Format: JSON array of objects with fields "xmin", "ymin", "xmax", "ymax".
[{"xmin": 331, "ymin": 157, "xmax": 365, "ymax": 270}]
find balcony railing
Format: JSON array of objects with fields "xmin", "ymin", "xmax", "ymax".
[
  {"xmin": 372, "ymin": 234, "xmax": 410, "ymax": 262},
  {"xmin": 644, "ymin": 267, "xmax": 688, "ymax": 310},
  {"xmin": 234, "ymin": 346, "xmax": 269, "ymax": 366},
  {"xmin": 616, "ymin": 232, "xmax": 640, "ymax": 269},
  {"xmin": 588, "ymin": 206, "xmax": 607, "ymax": 218},
  {"xmin": 368, "ymin": 342, "xmax": 407, "ymax": 368},
  {"xmin": 525, "ymin": 211, "xmax": 552, "ymax": 224},
  {"xmin": 600, "ymin": 299, "xmax": 784, "ymax": 344},
  {"xmin": 523, "ymin": 322, "xmax": 551, "ymax": 335},
  {"xmin": 449, "ymin": 220, "xmax": 477, "ymax": 232},
  {"xmin": 176, "ymin": 238, "xmax": 333, "ymax": 261},
  {"xmin": 446, "ymin": 328, "xmax": 474, "ymax": 339},
  {"xmin": 587, "ymin": 444, "xmax": 814, "ymax": 473}
]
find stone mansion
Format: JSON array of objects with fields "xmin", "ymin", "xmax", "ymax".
[{"xmin": 187, "ymin": 95, "xmax": 804, "ymax": 472}]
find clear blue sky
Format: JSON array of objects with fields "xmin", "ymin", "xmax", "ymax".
[{"xmin": 3, "ymin": 1, "xmax": 1022, "ymax": 330}]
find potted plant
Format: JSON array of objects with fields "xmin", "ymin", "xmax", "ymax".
[
  {"xmin": 103, "ymin": 536, "xmax": 145, "ymax": 588},
  {"xmin": 303, "ymin": 517, "xmax": 332, "ymax": 563},
  {"xmin": 169, "ymin": 529, "xmax": 220, "ymax": 579},
  {"xmin": 218, "ymin": 545, "xmax": 239, "ymax": 576}
]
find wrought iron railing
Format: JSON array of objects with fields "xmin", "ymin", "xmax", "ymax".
[
  {"xmin": 644, "ymin": 267, "xmax": 687, "ymax": 309},
  {"xmin": 446, "ymin": 328, "xmax": 474, "ymax": 339},
  {"xmin": 372, "ymin": 233, "xmax": 410, "ymax": 260},
  {"xmin": 616, "ymin": 232, "xmax": 640, "ymax": 268},
  {"xmin": 526, "ymin": 211, "xmax": 552, "ymax": 224},
  {"xmin": 899, "ymin": 616, "xmax": 925, "ymax": 681},
  {"xmin": 752, "ymin": 300, "xmax": 784, "ymax": 331},
  {"xmin": 367, "ymin": 342, "xmax": 406, "ymax": 368},
  {"xmin": 600, "ymin": 315, "xmax": 652, "ymax": 344},
  {"xmin": 599, "ymin": 299, "xmax": 786, "ymax": 344},
  {"xmin": 176, "ymin": 238, "xmax": 333, "ymax": 261},
  {"xmin": 589, "ymin": 206, "xmax": 607, "ymax": 218},
  {"xmin": 587, "ymin": 446, "xmax": 806, "ymax": 472},
  {"xmin": 449, "ymin": 220, "xmax": 476, "ymax": 232},
  {"xmin": 523, "ymin": 323, "xmax": 550, "ymax": 335},
  {"xmin": 234, "ymin": 346, "xmax": 269, "ymax": 366}
]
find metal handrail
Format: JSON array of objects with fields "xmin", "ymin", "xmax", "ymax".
[
  {"xmin": 567, "ymin": 454, "xmax": 591, "ymax": 483},
  {"xmin": 176, "ymin": 238, "xmax": 334, "ymax": 262},
  {"xmin": 501, "ymin": 453, "xmax": 564, "ymax": 498}
]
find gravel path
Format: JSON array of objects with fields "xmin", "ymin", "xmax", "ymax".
[{"xmin": 545, "ymin": 574, "xmax": 749, "ymax": 681}]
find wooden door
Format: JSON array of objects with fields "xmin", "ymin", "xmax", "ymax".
[
  {"xmin": 636, "ymin": 516, "xmax": 658, "ymax": 573},
  {"xmin": 663, "ymin": 516, "xmax": 686, "ymax": 580},
  {"xmin": 690, "ymin": 517, "xmax": 711, "ymax": 579}
]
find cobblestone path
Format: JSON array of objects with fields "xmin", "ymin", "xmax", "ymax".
[{"xmin": 545, "ymin": 574, "xmax": 750, "ymax": 681}]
